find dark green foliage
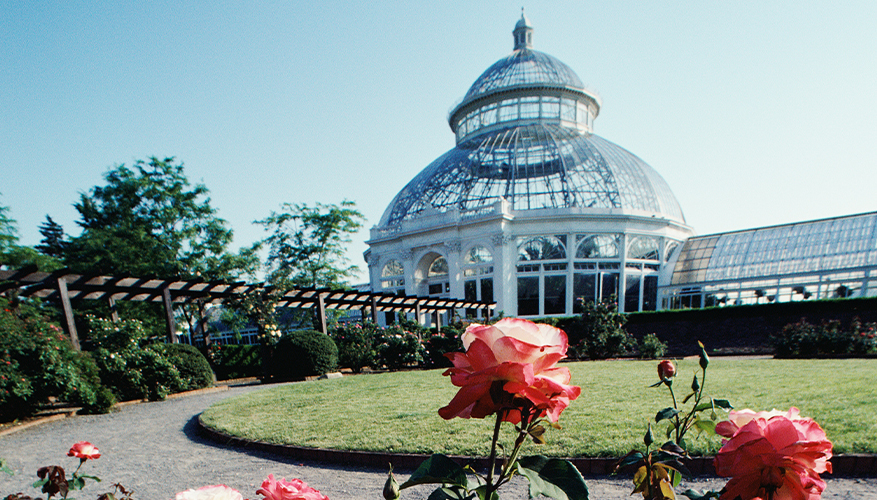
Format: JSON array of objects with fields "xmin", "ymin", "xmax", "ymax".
[
  {"xmin": 270, "ymin": 330, "xmax": 338, "ymax": 381},
  {"xmin": 160, "ymin": 343, "xmax": 214, "ymax": 390},
  {"xmin": 330, "ymin": 323, "xmax": 378, "ymax": 373},
  {"xmin": 374, "ymin": 325, "xmax": 423, "ymax": 371},
  {"xmin": 87, "ymin": 316, "xmax": 183, "ymax": 401},
  {"xmin": 568, "ymin": 298, "xmax": 637, "ymax": 360},
  {"xmin": 639, "ymin": 333, "xmax": 667, "ymax": 359},
  {"xmin": 772, "ymin": 317, "xmax": 877, "ymax": 358},
  {"xmin": 423, "ymin": 330, "xmax": 464, "ymax": 369},
  {"xmin": 0, "ymin": 298, "xmax": 108, "ymax": 420},
  {"xmin": 204, "ymin": 344, "xmax": 262, "ymax": 380}
]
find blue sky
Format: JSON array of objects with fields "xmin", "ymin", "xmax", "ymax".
[{"xmin": 2, "ymin": 1, "xmax": 876, "ymax": 282}]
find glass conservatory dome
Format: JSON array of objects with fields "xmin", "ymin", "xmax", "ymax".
[{"xmin": 378, "ymin": 15, "xmax": 686, "ymax": 228}]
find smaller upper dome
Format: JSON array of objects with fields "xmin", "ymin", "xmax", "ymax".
[{"xmin": 463, "ymin": 51, "xmax": 585, "ymax": 102}]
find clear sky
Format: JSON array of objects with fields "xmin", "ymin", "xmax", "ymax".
[{"xmin": 3, "ymin": 1, "xmax": 876, "ymax": 282}]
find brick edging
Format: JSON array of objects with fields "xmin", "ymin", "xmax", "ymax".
[{"xmin": 196, "ymin": 417, "xmax": 876, "ymax": 477}]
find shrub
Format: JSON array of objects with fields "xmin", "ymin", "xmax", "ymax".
[
  {"xmin": 270, "ymin": 329, "xmax": 338, "ymax": 381},
  {"xmin": 87, "ymin": 315, "xmax": 184, "ymax": 401},
  {"xmin": 568, "ymin": 298, "xmax": 637, "ymax": 360},
  {"xmin": 374, "ymin": 325, "xmax": 423, "ymax": 371},
  {"xmin": 0, "ymin": 298, "xmax": 108, "ymax": 419},
  {"xmin": 160, "ymin": 343, "xmax": 214, "ymax": 391},
  {"xmin": 423, "ymin": 329, "xmax": 464, "ymax": 369},
  {"xmin": 330, "ymin": 323, "xmax": 378, "ymax": 373},
  {"xmin": 772, "ymin": 318, "xmax": 877, "ymax": 358},
  {"xmin": 638, "ymin": 333, "xmax": 667, "ymax": 359},
  {"xmin": 204, "ymin": 344, "xmax": 262, "ymax": 380}
]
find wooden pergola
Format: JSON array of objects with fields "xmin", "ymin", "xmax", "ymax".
[{"xmin": 0, "ymin": 266, "xmax": 495, "ymax": 350}]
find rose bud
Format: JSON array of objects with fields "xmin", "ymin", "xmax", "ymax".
[
  {"xmin": 657, "ymin": 360, "xmax": 676, "ymax": 381},
  {"xmin": 383, "ymin": 467, "xmax": 401, "ymax": 500}
]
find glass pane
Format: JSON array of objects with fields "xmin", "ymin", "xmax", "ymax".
[
  {"xmin": 576, "ymin": 235, "xmax": 619, "ymax": 258},
  {"xmin": 573, "ymin": 274, "xmax": 596, "ymax": 313},
  {"xmin": 481, "ymin": 278, "xmax": 494, "ymax": 303},
  {"xmin": 625, "ymin": 274, "xmax": 641, "ymax": 312},
  {"xmin": 465, "ymin": 246, "xmax": 493, "ymax": 264},
  {"xmin": 518, "ymin": 236, "xmax": 567, "ymax": 261},
  {"xmin": 600, "ymin": 272, "xmax": 619, "ymax": 302},
  {"xmin": 544, "ymin": 275, "xmax": 567, "ymax": 314},
  {"xmin": 643, "ymin": 275, "xmax": 658, "ymax": 311},
  {"xmin": 464, "ymin": 280, "xmax": 477, "ymax": 302},
  {"xmin": 628, "ymin": 236, "xmax": 660, "ymax": 260},
  {"xmin": 517, "ymin": 276, "xmax": 539, "ymax": 316},
  {"xmin": 428, "ymin": 256, "xmax": 448, "ymax": 276},
  {"xmin": 381, "ymin": 259, "xmax": 404, "ymax": 277}
]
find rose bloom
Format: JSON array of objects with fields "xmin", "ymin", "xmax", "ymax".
[
  {"xmin": 657, "ymin": 360, "xmax": 676, "ymax": 380},
  {"xmin": 256, "ymin": 474, "xmax": 329, "ymax": 500},
  {"xmin": 438, "ymin": 318, "xmax": 581, "ymax": 424},
  {"xmin": 175, "ymin": 485, "xmax": 244, "ymax": 500},
  {"xmin": 67, "ymin": 441, "xmax": 100, "ymax": 461},
  {"xmin": 714, "ymin": 408, "xmax": 832, "ymax": 500}
]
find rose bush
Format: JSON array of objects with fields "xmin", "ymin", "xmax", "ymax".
[
  {"xmin": 439, "ymin": 317, "xmax": 581, "ymax": 424},
  {"xmin": 713, "ymin": 408, "xmax": 832, "ymax": 500}
]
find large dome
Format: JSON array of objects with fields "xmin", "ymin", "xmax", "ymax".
[{"xmin": 378, "ymin": 15, "xmax": 686, "ymax": 228}]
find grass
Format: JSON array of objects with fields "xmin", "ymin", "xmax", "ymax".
[{"xmin": 200, "ymin": 358, "xmax": 877, "ymax": 458}]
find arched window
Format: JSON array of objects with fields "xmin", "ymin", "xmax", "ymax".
[
  {"xmin": 628, "ymin": 236, "xmax": 660, "ymax": 261},
  {"xmin": 428, "ymin": 256, "xmax": 448, "ymax": 277},
  {"xmin": 464, "ymin": 246, "xmax": 493, "ymax": 265},
  {"xmin": 576, "ymin": 235, "xmax": 619, "ymax": 259},
  {"xmin": 380, "ymin": 260, "xmax": 404, "ymax": 290},
  {"xmin": 518, "ymin": 236, "xmax": 566, "ymax": 261}
]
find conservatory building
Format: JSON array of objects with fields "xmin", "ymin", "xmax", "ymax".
[
  {"xmin": 365, "ymin": 15, "xmax": 695, "ymax": 318},
  {"xmin": 364, "ymin": 14, "xmax": 877, "ymax": 319}
]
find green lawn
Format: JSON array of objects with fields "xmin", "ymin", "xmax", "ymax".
[{"xmin": 200, "ymin": 358, "xmax": 877, "ymax": 458}]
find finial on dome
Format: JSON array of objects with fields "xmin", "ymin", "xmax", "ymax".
[{"xmin": 513, "ymin": 9, "xmax": 533, "ymax": 50}]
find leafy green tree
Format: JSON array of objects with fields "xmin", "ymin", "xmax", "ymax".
[
  {"xmin": 65, "ymin": 156, "xmax": 255, "ymax": 280},
  {"xmin": 256, "ymin": 200, "xmax": 365, "ymax": 288}
]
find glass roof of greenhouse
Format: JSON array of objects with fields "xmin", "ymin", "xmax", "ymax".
[
  {"xmin": 670, "ymin": 211, "xmax": 877, "ymax": 285},
  {"xmin": 379, "ymin": 124, "xmax": 686, "ymax": 226}
]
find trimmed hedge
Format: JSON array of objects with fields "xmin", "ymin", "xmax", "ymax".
[
  {"xmin": 161, "ymin": 343, "xmax": 214, "ymax": 390},
  {"xmin": 270, "ymin": 330, "xmax": 338, "ymax": 381}
]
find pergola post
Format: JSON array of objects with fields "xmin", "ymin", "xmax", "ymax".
[
  {"xmin": 162, "ymin": 287, "xmax": 178, "ymax": 344},
  {"xmin": 198, "ymin": 300, "xmax": 210, "ymax": 346},
  {"xmin": 107, "ymin": 297, "xmax": 120, "ymax": 322},
  {"xmin": 56, "ymin": 277, "xmax": 80, "ymax": 351},
  {"xmin": 415, "ymin": 302, "xmax": 422, "ymax": 328},
  {"xmin": 434, "ymin": 309, "xmax": 442, "ymax": 333},
  {"xmin": 316, "ymin": 294, "xmax": 328, "ymax": 335},
  {"xmin": 371, "ymin": 295, "xmax": 379, "ymax": 323}
]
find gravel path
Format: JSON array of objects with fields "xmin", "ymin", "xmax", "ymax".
[{"xmin": 1, "ymin": 384, "xmax": 874, "ymax": 499}]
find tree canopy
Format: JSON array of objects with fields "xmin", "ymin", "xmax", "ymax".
[
  {"xmin": 64, "ymin": 157, "xmax": 256, "ymax": 280},
  {"xmin": 256, "ymin": 201, "xmax": 365, "ymax": 288}
]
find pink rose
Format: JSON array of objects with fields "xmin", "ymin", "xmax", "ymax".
[
  {"xmin": 256, "ymin": 474, "xmax": 329, "ymax": 500},
  {"xmin": 175, "ymin": 485, "xmax": 245, "ymax": 500},
  {"xmin": 714, "ymin": 408, "xmax": 832, "ymax": 500},
  {"xmin": 67, "ymin": 441, "xmax": 100, "ymax": 461},
  {"xmin": 438, "ymin": 318, "xmax": 581, "ymax": 423}
]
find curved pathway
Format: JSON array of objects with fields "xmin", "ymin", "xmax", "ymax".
[{"xmin": 1, "ymin": 385, "xmax": 872, "ymax": 499}]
